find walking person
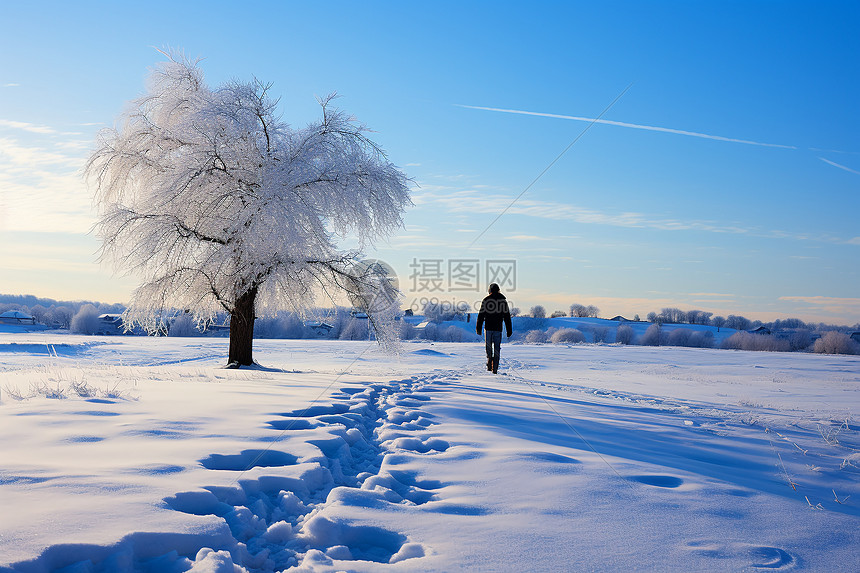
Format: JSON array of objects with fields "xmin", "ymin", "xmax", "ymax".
[{"xmin": 476, "ymin": 283, "xmax": 513, "ymax": 374}]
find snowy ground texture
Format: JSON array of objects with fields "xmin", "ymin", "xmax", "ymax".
[{"xmin": 1, "ymin": 335, "xmax": 859, "ymax": 572}]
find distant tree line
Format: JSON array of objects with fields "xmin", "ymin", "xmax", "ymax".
[
  {"xmin": 4, "ymin": 294, "xmax": 859, "ymax": 354},
  {"xmin": 0, "ymin": 294, "xmax": 125, "ymax": 331}
]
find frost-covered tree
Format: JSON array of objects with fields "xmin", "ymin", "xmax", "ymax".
[
  {"xmin": 550, "ymin": 328, "xmax": 584, "ymax": 344},
  {"xmin": 591, "ymin": 326, "xmax": 609, "ymax": 342},
  {"xmin": 725, "ymin": 315, "xmax": 752, "ymax": 331},
  {"xmin": 659, "ymin": 307, "xmax": 684, "ymax": 324},
  {"xmin": 85, "ymin": 54, "xmax": 410, "ymax": 366},
  {"xmin": 814, "ymin": 331, "xmax": 859, "ymax": 355},
  {"xmin": 29, "ymin": 304, "xmax": 49, "ymax": 325},
  {"xmin": 71, "ymin": 304, "xmax": 101, "ymax": 335},
  {"xmin": 525, "ymin": 329, "xmax": 549, "ymax": 343},
  {"xmin": 640, "ymin": 323, "xmax": 663, "ymax": 346},
  {"xmin": 615, "ymin": 324, "xmax": 635, "ymax": 344},
  {"xmin": 530, "ymin": 305, "xmax": 546, "ymax": 319},
  {"xmin": 47, "ymin": 306, "xmax": 72, "ymax": 329}
]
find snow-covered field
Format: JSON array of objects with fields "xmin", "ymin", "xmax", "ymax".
[{"xmin": 1, "ymin": 334, "xmax": 858, "ymax": 572}]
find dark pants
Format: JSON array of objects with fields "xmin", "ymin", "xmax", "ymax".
[{"xmin": 485, "ymin": 330, "xmax": 502, "ymax": 362}]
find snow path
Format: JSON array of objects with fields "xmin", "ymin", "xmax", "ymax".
[
  {"xmin": 1, "ymin": 337, "xmax": 859, "ymax": 571},
  {"xmin": 3, "ymin": 369, "xmax": 453, "ymax": 571}
]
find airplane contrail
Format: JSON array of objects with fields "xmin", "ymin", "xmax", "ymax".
[
  {"xmin": 818, "ymin": 157, "xmax": 860, "ymax": 175},
  {"xmin": 456, "ymin": 104, "xmax": 798, "ymax": 150}
]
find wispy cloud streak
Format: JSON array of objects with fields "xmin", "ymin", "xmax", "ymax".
[
  {"xmin": 818, "ymin": 157, "xmax": 860, "ymax": 175},
  {"xmin": 0, "ymin": 119, "xmax": 57, "ymax": 134},
  {"xmin": 457, "ymin": 104, "xmax": 798, "ymax": 150}
]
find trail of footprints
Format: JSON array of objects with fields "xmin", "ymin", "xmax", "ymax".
[{"xmin": 166, "ymin": 372, "xmax": 454, "ymax": 571}]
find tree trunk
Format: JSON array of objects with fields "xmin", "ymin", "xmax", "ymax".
[{"xmin": 228, "ymin": 287, "xmax": 257, "ymax": 366}]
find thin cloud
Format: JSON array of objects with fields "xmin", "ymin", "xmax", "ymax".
[
  {"xmin": 414, "ymin": 188, "xmax": 753, "ymax": 234},
  {"xmin": 818, "ymin": 157, "xmax": 860, "ymax": 176},
  {"xmin": 457, "ymin": 104, "xmax": 798, "ymax": 150},
  {"xmin": 689, "ymin": 292, "xmax": 735, "ymax": 298},
  {"xmin": 809, "ymin": 147, "xmax": 860, "ymax": 156},
  {"xmin": 779, "ymin": 295, "xmax": 860, "ymax": 315},
  {"xmin": 412, "ymin": 186, "xmax": 859, "ymax": 245},
  {"xmin": 509, "ymin": 234, "xmax": 551, "ymax": 241},
  {"xmin": 0, "ymin": 119, "xmax": 57, "ymax": 135}
]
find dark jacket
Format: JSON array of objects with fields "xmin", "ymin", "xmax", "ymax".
[{"xmin": 477, "ymin": 292, "xmax": 512, "ymax": 337}]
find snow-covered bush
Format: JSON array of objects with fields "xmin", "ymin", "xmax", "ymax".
[
  {"xmin": 438, "ymin": 325, "xmax": 477, "ymax": 342},
  {"xmin": 687, "ymin": 330, "xmax": 714, "ymax": 348},
  {"xmin": 339, "ymin": 319, "xmax": 369, "ymax": 340},
  {"xmin": 788, "ymin": 330, "xmax": 813, "ymax": 351},
  {"xmin": 399, "ymin": 321, "xmax": 416, "ymax": 340},
  {"xmin": 640, "ymin": 324, "xmax": 663, "ymax": 346},
  {"xmin": 280, "ymin": 314, "xmax": 307, "ymax": 339},
  {"xmin": 550, "ymin": 310, "xmax": 567, "ymax": 318},
  {"xmin": 421, "ymin": 322, "xmax": 439, "ymax": 341},
  {"xmin": 254, "ymin": 313, "xmax": 306, "ymax": 338},
  {"xmin": 721, "ymin": 332, "xmax": 790, "ymax": 352},
  {"xmin": 441, "ymin": 325, "xmax": 461, "ymax": 342},
  {"xmin": 550, "ymin": 328, "xmax": 584, "ymax": 344},
  {"xmin": 591, "ymin": 327, "xmax": 609, "ymax": 343},
  {"xmin": 616, "ymin": 324, "xmax": 635, "ymax": 345},
  {"xmin": 168, "ymin": 314, "xmax": 198, "ymax": 337},
  {"xmin": 667, "ymin": 328, "xmax": 692, "ymax": 347},
  {"xmin": 70, "ymin": 304, "xmax": 101, "ymax": 335},
  {"xmin": 665, "ymin": 328, "xmax": 713, "ymax": 348},
  {"xmin": 525, "ymin": 329, "xmax": 549, "ymax": 343},
  {"xmin": 813, "ymin": 331, "xmax": 859, "ymax": 355}
]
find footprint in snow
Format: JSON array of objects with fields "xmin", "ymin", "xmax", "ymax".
[
  {"xmin": 628, "ymin": 475, "xmax": 684, "ymax": 488},
  {"xmin": 517, "ymin": 451, "xmax": 582, "ymax": 473},
  {"xmin": 266, "ymin": 418, "xmax": 318, "ymax": 430},
  {"xmin": 685, "ymin": 541, "xmax": 796, "ymax": 570},
  {"xmin": 199, "ymin": 449, "xmax": 298, "ymax": 471},
  {"xmin": 277, "ymin": 403, "xmax": 350, "ymax": 417}
]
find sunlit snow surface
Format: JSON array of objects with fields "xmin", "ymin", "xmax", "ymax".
[{"xmin": 1, "ymin": 335, "xmax": 858, "ymax": 572}]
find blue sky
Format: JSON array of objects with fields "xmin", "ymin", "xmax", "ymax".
[{"xmin": 1, "ymin": 1, "xmax": 858, "ymax": 324}]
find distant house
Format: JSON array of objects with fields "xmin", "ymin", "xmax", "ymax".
[
  {"xmin": 305, "ymin": 321, "xmax": 334, "ymax": 336},
  {"xmin": 749, "ymin": 326, "xmax": 771, "ymax": 335},
  {"xmin": 350, "ymin": 309, "xmax": 369, "ymax": 319},
  {"xmin": 610, "ymin": 315, "xmax": 631, "ymax": 322},
  {"xmin": 850, "ymin": 332, "xmax": 860, "ymax": 344},
  {"xmin": 96, "ymin": 314, "xmax": 124, "ymax": 335},
  {"xmin": 0, "ymin": 310, "xmax": 35, "ymax": 325}
]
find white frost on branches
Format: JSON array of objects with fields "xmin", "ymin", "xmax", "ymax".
[{"xmin": 85, "ymin": 54, "xmax": 411, "ymax": 345}]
